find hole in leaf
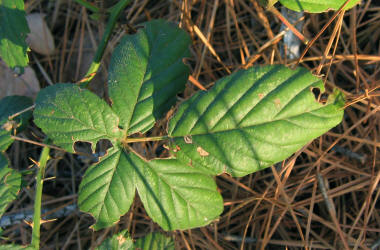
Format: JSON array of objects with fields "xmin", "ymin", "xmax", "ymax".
[
  {"xmin": 74, "ymin": 139, "xmax": 113, "ymax": 164},
  {"xmin": 311, "ymin": 87, "xmax": 321, "ymax": 99},
  {"xmin": 310, "ymin": 87, "xmax": 329, "ymax": 104}
]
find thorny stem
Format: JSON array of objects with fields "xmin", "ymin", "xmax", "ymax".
[
  {"xmin": 79, "ymin": 0, "xmax": 132, "ymax": 88},
  {"xmin": 31, "ymin": 145, "xmax": 50, "ymax": 250}
]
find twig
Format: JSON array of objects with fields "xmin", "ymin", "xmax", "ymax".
[{"xmin": 8, "ymin": 105, "xmax": 35, "ymax": 120}]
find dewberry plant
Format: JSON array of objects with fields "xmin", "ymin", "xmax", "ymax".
[{"xmin": 0, "ymin": 0, "xmax": 362, "ymax": 248}]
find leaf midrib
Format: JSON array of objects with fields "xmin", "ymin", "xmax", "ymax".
[{"xmin": 170, "ymin": 104, "xmax": 341, "ymax": 138}]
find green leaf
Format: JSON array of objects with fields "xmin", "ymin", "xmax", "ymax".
[
  {"xmin": 78, "ymin": 147, "xmax": 136, "ymax": 230},
  {"xmin": 0, "ymin": 0, "xmax": 30, "ymax": 70},
  {"xmin": 108, "ymin": 19, "xmax": 191, "ymax": 135},
  {"xmin": 34, "ymin": 84, "xmax": 123, "ymax": 152},
  {"xmin": 0, "ymin": 130, "xmax": 12, "ymax": 152},
  {"xmin": 168, "ymin": 65, "xmax": 344, "ymax": 177},
  {"xmin": 79, "ymin": 148, "xmax": 223, "ymax": 231},
  {"xmin": 0, "ymin": 153, "xmax": 21, "ymax": 218},
  {"xmin": 279, "ymin": 0, "xmax": 361, "ymax": 13},
  {"xmin": 135, "ymin": 232, "xmax": 174, "ymax": 250},
  {"xmin": 95, "ymin": 230, "xmax": 134, "ymax": 250},
  {"xmin": 131, "ymin": 152, "xmax": 223, "ymax": 231},
  {"xmin": 0, "ymin": 95, "xmax": 33, "ymax": 152}
]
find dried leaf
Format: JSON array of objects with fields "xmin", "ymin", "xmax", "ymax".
[
  {"xmin": 26, "ymin": 13, "xmax": 55, "ymax": 56},
  {"xmin": 0, "ymin": 60, "xmax": 40, "ymax": 99}
]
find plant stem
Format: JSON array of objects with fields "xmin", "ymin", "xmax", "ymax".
[
  {"xmin": 31, "ymin": 146, "xmax": 50, "ymax": 250},
  {"xmin": 79, "ymin": 0, "xmax": 132, "ymax": 88},
  {"xmin": 123, "ymin": 135, "xmax": 170, "ymax": 144},
  {"xmin": 73, "ymin": 0, "xmax": 100, "ymax": 13}
]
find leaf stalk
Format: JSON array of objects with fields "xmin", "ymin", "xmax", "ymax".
[{"xmin": 79, "ymin": 0, "xmax": 132, "ymax": 88}]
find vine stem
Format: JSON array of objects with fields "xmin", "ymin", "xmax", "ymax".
[
  {"xmin": 79, "ymin": 0, "xmax": 132, "ymax": 88},
  {"xmin": 31, "ymin": 145, "xmax": 50, "ymax": 250}
]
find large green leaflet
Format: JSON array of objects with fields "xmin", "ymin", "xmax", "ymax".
[
  {"xmin": 79, "ymin": 148, "xmax": 223, "ymax": 230},
  {"xmin": 168, "ymin": 65, "xmax": 344, "ymax": 177},
  {"xmin": 34, "ymin": 84, "xmax": 123, "ymax": 152},
  {"xmin": 135, "ymin": 233, "xmax": 174, "ymax": 250},
  {"xmin": 108, "ymin": 19, "xmax": 191, "ymax": 135},
  {"xmin": 131, "ymin": 152, "xmax": 222, "ymax": 230},
  {"xmin": 0, "ymin": 153, "xmax": 21, "ymax": 218},
  {"xmin": 0, "ymin": 95, "xmax": 33, "ymax": 152},
  {"xmin": 78, "ymin": 147, "xmax": 136, "ymax": 230},
  {"xmin": 279, "ymin": 0, "xmax": 361, "ymax": 13},
  {"xmin": 0, "ymin": 0, "xmax": 29, "ymax": 70}
]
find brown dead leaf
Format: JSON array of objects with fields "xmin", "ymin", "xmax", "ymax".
[
  {"xmin": 26, "ymin": 13, "xmax": 55, "ymax": 56},
  {"xmin": 0, "ymin": 61, "xmax": 40, "ymax": 99}
]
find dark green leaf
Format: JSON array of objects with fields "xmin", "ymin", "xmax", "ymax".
[
  {"xmin": 130, "ymin": 152, "xmax": 223, "ymax": 231},
  {"xmin": 0, "ymin": 153, "xmax": 21, "ymax": 218},
  {"xmin": 108, "ymin": 19, "xmax": 190, "ymax": 135},
  {"xmin": 79, "ymin": 148, "xmax": 223, "ymax": 231},
  {"xmin": 168, "ymin": 65, "xmax": 345, "ymax": 177},
  {"xmin": 78, "ymin": 147, "xmax": 136, "ymax": 230},
  {"xmin": 135, "ymin": 232, "xmax": 174, "ymax": 250},
  {"xmin": 279, "ymin": 0, "xmax": 361, "ymax": 13},
  {"xmin": 34, "ymin": 84, "xmax": 123, "ymax": 152},
  {"xmin": 0, "ymin": 0, "xmax": 29, "ymax": 70},
  {"xmin": 0, "ymin": 95, "xmax": 33, "ymax": 152},
  {"xmin": 0, "ymin": 95, "xmax": 33, "ymax": 127}
]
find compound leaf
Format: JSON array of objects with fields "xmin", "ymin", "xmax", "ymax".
[
  {"xmin": 0, "ymin": 153, "xmax": 21, "ymax": 218},
  {"xmin": 135, "ymin": 232, "xmax": 174, "ymax": 250},
  {"xmin": 0, "ymin": 0, "xmax": 29, "ymax": 70},
  {"xmin": 79, "ymin": 147, "xmax": 223, "ymax": 231},
  {"xmin": 279, "ymin": 0, "xmax": 361, "ymax": 13},
  {"xmin": 95, "ymin": 230, "xmax": 134, "ymax": 250},
  {"xmin": 0, "ymin": 95, "xmax": 33, "ymax": 151},
  {"xmin": 168, "ymin": 65, "xmax": 344, "ymax": 177},
  {"xmin": 78, "ymin": 147, "xmax": 136, "ymax": 230},
  {"xmin": 108, "ymin": 19, "xmax": 190, "ymax": 135},
  {"xmin": 130, "ymin": 152, "xmax": 223, "ymax": 231},
  {"xmin": 34, "ymin": 84, "xmax": 123, "ymax": 152}
]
